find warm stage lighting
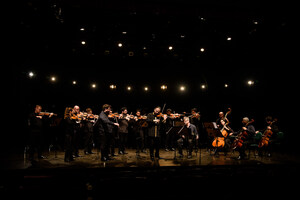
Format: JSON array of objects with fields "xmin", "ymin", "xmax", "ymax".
[
  {"xmin": 81, "ymin": 41, "xmax": 86, "ymax": 45},
  {"xmin": 201, "ymin": 84, "xmax": 206, "ymax": 89},
  {"xmin": 227, "ymin": 37, "xmax": 232, "ymax": 41},
  {"xmin": 80, "ymin": 28, "xmax": 85, "ymax": 31},
  {"xmin": 118, "ymin": 43, "xmax": 123, "ymax": 47},
  {"xmin": 144, "ymin": 86, "xmax": 149, "ymax": 91},
  {"xmin": 200, "ymin": 48, "xmax": 205, "ymax": 52},
  {"xmin": 248, "ymin": 80, "xmax": 254, "ymax": 86},
  {"xmin": 110, "ymin": 85, "xmax": 117, "ymax": 89},
  {"xmin": 51, "ymin": 76, "xmax": 56, "ymax": 82},
  {"xmin": 91, "ymin": 83, "xmax": 96, "ymax": 88},
  {"xmin": 180, "ymin": 86, "xmax": 186, "ymax": 91},
  {"xmin": 168, "ymin": 46, "xmax": 173, "ymax": 50},
  {"xmin": 72, "ymin": 81, "xmax": 77, "ymax": 85},
  {"xmin": 127, "ymin": 86, "xmax": 132, "ymax": 91},
  {"xmin": 224, "ymin": 84, "xmax": 228, "ymax": 88},
  {"xmin": 28, "ymin": 71, "xmax": 34, "ymax": 78},
  {"xmin": 161, "ymin": 85, "xmax": 167, "ymax": 90}
]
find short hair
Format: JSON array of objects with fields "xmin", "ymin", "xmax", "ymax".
[
  {"xmin": 265, "ymin": 116, "xmax": 273, "ymax": 122},
  {"xmin": 166, "ymin": 108, "xmax": 172, "ymax": 113},
  {"xmin": 191, "ymin": 108, "xmax": 198, "ymax": 112},
  {"xmin": 243, "ymin": 117, "xmax": 250, "ymax": 123},
  {"xmin": 102, "ymin": 104, "xmax": 111, "ymax": 111},
  {"xmin": 184, "ymin": 117, "xmax": 190, "ymax": 122},
  {"xmin": 86, "ymin": 108, "xmax": 92, "ymax": 113},
  {"xmin": 154, "ymin": 106, "xmax": 161, "ymax": 110}
]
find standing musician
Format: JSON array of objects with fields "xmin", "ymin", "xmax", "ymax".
[
  {"xmin": 83, "ymin": 108, "xmax": 97, "ymax": 155},
  {"xmin": 94, "ymin": 104, "xmax": 119, "ymax": 161},
  {"xmin": 132, "ymin": 109, "xmax": 147, "ymax": 156},
  {"xmin": 72, "ymin": 105, "xmax": 83, "ymax": 158},
  {"xmin": 163, "ymin": 108, "xmax": 176, "ymax": 152},
  {"xmin": 177, "ymin": 117, "xmax": 199, "ymax": 159},
  {"xmin": 219, "ymin": 119, "xmax": 234, "ymax": 156},
  {"xmin": 216, "ymin": 110, "xmax": 230, "ymax": 128},
  {"xmin": 146, "ymin": 106, "xmax": 164, "ymax": 160},
  {"xmin": 63, "ymin": 107, "xmax": 75, "ymax": 162},
  {"xmin": 27, "ymin": 105, "xmax": 53, "ymax": 162},
  {"xmin": 189, "ymin": 108, "xmax": 203, "ymax": 148},
  {"xmin": 231, "ymin": 117, "xmax": 255, "ymax": 160},
  {"xmin": 118, "ymin": 107, "xmax": 132, "ymax": 155}
]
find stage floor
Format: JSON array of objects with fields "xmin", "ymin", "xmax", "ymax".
[
  {"xmin": 1, "ymin": 148, "xmax": 300, "ymax": 199},
  {"xmin": 2, "ymin": 147, "xmax": 300, "ymax": 169}
]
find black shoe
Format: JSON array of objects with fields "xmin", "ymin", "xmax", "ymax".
[
  {"xmin": 119, "ymin": 151, "xmax": 124, "ymax": 155},
  {"xmin": 187, "ymin": 155, "xmax": 192, "ymax": 159}
]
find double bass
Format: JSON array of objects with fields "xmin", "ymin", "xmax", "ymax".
[{"xmin": 212, "ymin": 108, "xmax": 232, "ymax": 148}]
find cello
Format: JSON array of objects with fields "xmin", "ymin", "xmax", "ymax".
[
  {"xmin": 212, "ymin": 108, "xmax": 232, "ymax": 148},
  {"xmin": 258, "ymin": 119, "xmax": 277, "ymax": 148},
  {"xmin": 232, "ymin": 119, "xmax": 254, "ymax": 150}
]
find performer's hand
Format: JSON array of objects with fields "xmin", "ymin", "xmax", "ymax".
[
  {"xmin": 114, "ymin": 123, "xmax": 119, "ymax": 127},
  {"xmin": 196, "ymin": 135, "xmax": 199, "ymax": 140},
  {"xmin": 36, "ymin": 116, "xmax": 42, "ymax": 119}
]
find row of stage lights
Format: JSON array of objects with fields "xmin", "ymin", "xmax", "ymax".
[{"xmin": 27, "ymin": 71, "xmax": 255, "ymax": 92}]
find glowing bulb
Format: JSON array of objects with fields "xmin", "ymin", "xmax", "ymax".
[
  {"xmin": 161, "ymin": 85, "xmax": 167, "ymax": 90},
  {"xmin": 168, "ymin": 46, "xmax": 173, "ymax": 50},
  {"xmin": 72, "ymin": 81, "xmax": 77, "ymax": 85},
  {"xmin": 200, "ymin": 48, "xmax": 205, "ymax": 52},
  {"xmin": 91, "ymin": 83, "xmax": 96, "ymax": 88},
  {"xmin": 118, "ymin": 43, "xmax": 123, "ymax": 47},
  {"xmin": 28, "ymin": 71, "xmax": 34, "ymax": 78},
  {"xmin": 201, "ymin": 84, "xmax": 206, "ymax": 89},
  {"xmin": 81, "ymin": 41, "xmax": 86, "ymax": 45},
  {"xmin": 180, "ymin": 86, "xmax": 185, "ymax": 91},
  {"xmin": 144, "ymin": 87, "xmax": 149, "ymax": 91},
  {"xmin": 51, "ymin": 76, "xmax": 56, "ymax": 82}
]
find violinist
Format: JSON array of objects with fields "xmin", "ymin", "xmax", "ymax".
[
  {"xmin": 146, "ymin": 106, "xmax": 163, "ymax": 160},
  {"xmin": 177, "ymin": 117, "xmax": 199, "ymax": 159},
  {"xmin": 63, "ymin": 107, "xmax": 75, "ymax": 162},
  {"xmin": 83, "ymin": 108, "xmax": 95, "ymax": 155},
  {"xmin": 27, "ymin": 105, "xmax": 49, "ymax": 162},
  {"xmin": 94, "ymin": 104, "xmax": 119, "ymax": 161},
  {"xmin": 132, "ymin": 109, "xmax": 147, "ymax": 156},
  {"xmin": 190, "ymin": 108, "xmax": 203, "ymax": 148},
  {"xmin": 72, "ymin": 105, "xmax": 83, "ymax": 158},
  {"xmin": 118, "ymin": 107, "xmax": 132, "ymax": 155},
  {"xmin": 164, "ymin": 108, "xmax": 176, "ymax": 152}
]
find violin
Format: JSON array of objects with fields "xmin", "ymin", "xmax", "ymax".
[
  {"xmin": 108, "ymin": 113, "xmax": 120, "ymax": 118},
  {"xmin": 39, "ymin": 112, "xmax": 57, "ymax": 117}
]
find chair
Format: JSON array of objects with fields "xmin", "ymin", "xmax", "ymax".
[{"xmin": 247, "ymin": 132, "xmax": 263, "ymax": 159}]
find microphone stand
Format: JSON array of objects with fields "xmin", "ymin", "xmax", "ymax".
[{"xmin": 174, "ymin": 125, "xmax": 185, "ymax": 160}]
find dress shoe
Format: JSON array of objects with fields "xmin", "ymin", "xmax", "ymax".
[{"xmin": 101, "ymin": 157, "xmax": 108, "ymax": 161}]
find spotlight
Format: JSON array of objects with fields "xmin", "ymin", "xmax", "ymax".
[
  {"xmin": 91, "ymin": 83, "xmax": 96, "ymax": 88},
  {"xmin": 161, "ymin": 85, "xmax": 167, "ymax": 90},
  {"xmin": 72, "ymin": 81, "xmax": 77, "ymax": 85},
  {"xmin": 227, "ymin": 37, "xmax": 232, "ymax": 41},
  {"xmin": 51, "ymin": 76, "xmax": 56, "ymax": 82},
  {"xmin": 80, "ymin": 28, "xmax": 85, "ymax": 31},
  {"xmin": 168, "ymin": 46, "xmax": 173, "ymax": 50},
  {"xmin": 144, "ymin": 86, "xmax": 149, "ymax": 91},
  {"xmin": 127, "ymin": 86, "xmax": 132, "ymax": 91},
  {"xmin": 201, "ymin": 84, "xmax": 206, "ymax": 89},
  {"xmin": 180, "ymin": 86, "xmax": 186, "ymax": 91},
  {"xmin": 81, "ymin": 41, "xmax": 86, "ymax": 45},
  {"xmin": 224, "ymin": 84, "xmax": 229, "ymax": 88},
  {"xmin": 248, "ymin": 80, "xmax": 254, "ymax": 86},
  {"xmin": 28, "ymin": 71, "xmax": 34, "ymax": 78},
  {"xmin": 200, "ymin": 48, "xmax": 205, "ymax": 52},
  {"xmin": 118, "ymin": 43, "xmax": 123, "ymax": 47},
  {"xmin": 110, "ymin": 85, "xmax": 116, "ymax": 89}
]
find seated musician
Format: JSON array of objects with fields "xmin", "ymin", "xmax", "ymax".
[
  {"xmin": 256, "ymin": 116, "xmax": 279, "ymax": 157},
  {"xmin": 231, "ymin": 117, "xmax": 255, "ymax": 160},
  {"xmin": 177, "ymin": 117, "xmax": 199, "ymax": 159}
]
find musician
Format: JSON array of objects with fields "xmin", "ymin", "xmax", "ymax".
[
  {"xmin": 118, "ymin": 107, "xmax": 131, "ymax": 155},
  {"xmin": 63, "ymin": 107, "xmax": 75, "ymax": 162},
  {"xmin": 216, "ymin": 111, "xmax": 230, "ymax": 128},
  {"xmin": 220, "ymin": 119, "xmax": 234, "ymax": 156},
  {"xmin": 257, "ymin": 116, "xmax": 279, "ymax": 157},
  {"xmin": 27, "ymin": 105, "xmax": 51, "ymax": 161},
  {"xmin": 190, "ymin": 108, "xmax": 203, "ymax": 147},
  {"xmin": 146, "ymin": 106, "xmax": 163, "ymax": 160},
  {"xmin": 231, "ymin": 117, "xmax": 255, "ymax": 160},
  {"xmin": 72, "ymin": 105, "xmax": 83, "ymax": 158},
  {"xmin": 94, "ymin": 104, "xmax": 119, "ymax": 161},
  {"xmin": 164, "ymin": 108, "xmax": 175, "ymax": 152},
  {"xmin": 83, "ymin": 108, "xmax": 95, "ymax": 155},
  {"xmin": 177, "ymin": 117, "xmax": 199, "ymax": 159},
  {"xmin": 132, "ymin": 109, "xmax": 147, "ymax": 156}
]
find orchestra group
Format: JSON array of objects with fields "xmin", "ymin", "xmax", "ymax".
[{"xmin": 27, "ymin": 104, "xmax": 281, "ymax": 163}]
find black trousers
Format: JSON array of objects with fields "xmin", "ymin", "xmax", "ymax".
[
  {"xmin": 148, "ymin": 136, "xmax": 160, "ymax": 157},
  {"xmin": 118, "ymin": 132, "xmax": 128, "ymax": 153},
  {"xmin": 28, "ymin": 132, "xmax": 44, "ymax": 160},
  {"xmin": 64, "ymin": 134, "xmax": 73, "ymax": 161},
  {"xmin": 177, "ymin": 137, "xmax": 195, "ymax": 156}
]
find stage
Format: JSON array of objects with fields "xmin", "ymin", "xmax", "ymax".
[{"xmin": 1, "ymin": 148, "xmax": 300, "ymax": 199}]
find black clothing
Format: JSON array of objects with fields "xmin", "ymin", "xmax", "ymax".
[
  {"xmin": 27, "ymin": 112, "xmax": 45, "ymax": 160},
  {"xmin": 94, "ymin": 111, "xmax": 116, "ymax": 160},
  {"xmin": 63, "ymin": 117, "xmax": 76, "ymax": 162},
  {"xmin": 177, "ymin": 124, "xmax": 199, "ymax": 157},
  {"xmin": 146, "ymin": 112, "xmax": 163, "ymax": 158}
]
